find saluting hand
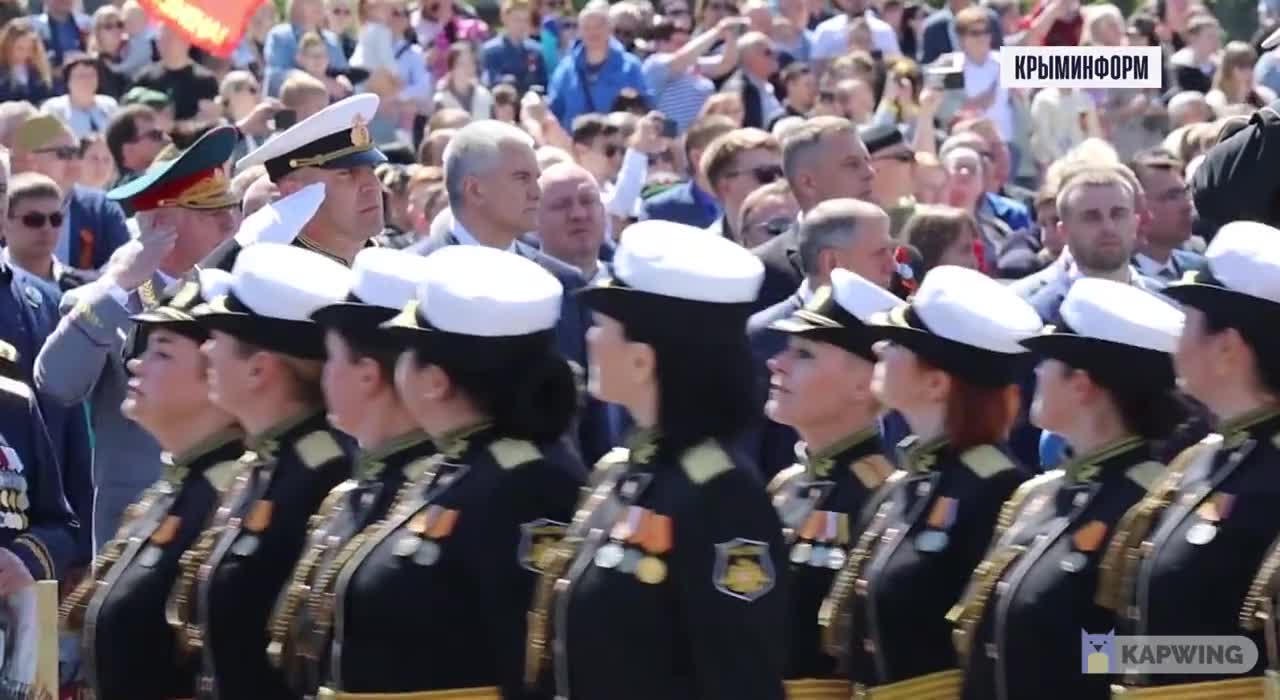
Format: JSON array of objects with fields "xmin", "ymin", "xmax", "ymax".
[
  {"xmin": 0, "ymin": 548, "xmax": 35, "ymax": 596},
  {"xmin": 105, "ymin": 218, "xmax": 179, "ymax": 292}
]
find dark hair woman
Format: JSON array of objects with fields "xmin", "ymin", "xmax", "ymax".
[
  {"xmin": 174, "ymin": 242, "xmax": 356, "ymax": 698},
  {"xmin": 763, "ymin": 269, "xmax": 903, "ymax": 690},
  {"xmin": 314, "ymin": 245, "xmax": 584, "ymax": 697},
  {"xmin": 266, "ymin": 247, "xmax": 436, "ymax": 698},
  {"xmin": 526, "ymin": 220, "xmax": 788, "ymax": 699},
  {"xmin": 1113, "ymin": 222, "xmax": 1280, "ymax": 698},
  {"xmin": 957, "ymin": 278, "xmax": 1189, "ymax": 700},
  {"xmin": 61, "ymin": 272, "xmax": 245, "ymax": 700},
  {"xmin": 822, "ymin": 265, "xmax": 1040, "ymax": 697}
]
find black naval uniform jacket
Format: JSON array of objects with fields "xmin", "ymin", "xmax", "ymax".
[
  {"xmin": 532, "ymin": 433, "xmax": 789, "ymax": 700},
  {"xmin": 329, "ymin": 423, "xmax": 584, "ymax": 697},
  {"xmin": 1108, "ymin": 407, "xmax": 1280, "ymax": 687},
  {"xmin": 767, "ymin": 427, "xmax": 896, "ymax": 680},
  {"xmin": 824, "ymin": 436, "xmax": 1029, "ymax": 692},
  {"xmin": 0, "ymin": 373, "xmax": 77, "ymax": 583},
  {"xmin": 271, "ymin": 430, "xmax": 436, "ymax": 698},
  {"xmin": 955, "ymin": 436, "xmax": 1165, "ymax": 700},
  {"xmin": 64, "ymin": 429, "xmax": 245, "ymax": 700},
  {"xmin": 191, "ymin": 411, "xmax": 353, "ymax": 700}
]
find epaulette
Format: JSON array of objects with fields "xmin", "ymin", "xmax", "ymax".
[
  {"xmin": 1125, "ymin": 460, "xmax": 1166, "ymax": 492},
  {"xmin": 851, "ymin": 454, "xmax": 896, "ymax": 490},
  {"xmin": 594, "ymin": 447, "xmax": 630, "ymax": 471},
  {"xmin": 958, "ymin": 444, "xmax": 1016, "ymax": 479},
  {"xmin": 0, "ymin": 376, "xmax": 31, "ymax": 400},
  {"xmin": 203, "ymin": 460, "xmax": 244, "ymax": 493},
  {"xmin": 995, "ymin": 469, "xmax": 1062, "ymax": 539},
  {"xmin": 295, "ymin": 431, "xmax": 344, "ymax": 469},
  {"xmin": 767, "ymin": 464, "xmax": 804, "ymax": 496},
  {"xmin": 681, "ymin": 441, "xmax": 734, "ymax": 485},
  {"xmin": 0, "ymin": 340, "xmax": 17, "ymax": 366},
  {"xmin": 403, "ymin": 456, "xmax": 435, "ymax": 481},
  {"xmin": 489, "ymin": 438, "xmax": 541, "ymax": 470}
]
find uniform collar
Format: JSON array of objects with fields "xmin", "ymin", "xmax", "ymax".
[
  {"xmin": 354, "ymin": 429, "xmax": 432, "ymax": 481},
  {"xmin": 1061, "ymin": 434, "xmax": 1143, "ymax": 484},
  {"xmin": 624, "ymin": 427, "xmax": 660, "ymax": 465},
  {"xmin": 897, "ymin": 433, "xmax": 949, "ymax": 473},
  {"xmin": 246, "ymin": 408, "xmax": 324, "ymax": 456},
  {"xmin": 161, "ymin": 426, "xmax": 245, "ymax": 482},
  {"xmin": 434, "ymin": 420, "xmax": 492, "ymax": 459},
  {"xmin": 802, "ymin": 425, "xmax": 879, "ymax": 479},
  {"xmin": 1218, "ymin": 403, "xmax": 1280, "ymax": 449}
]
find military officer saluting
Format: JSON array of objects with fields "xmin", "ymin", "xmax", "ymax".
[
  {"xmin": 528, "ymin": 222, "xmax": 789, "ymax": 700},
  {"xmin": 173, "ymin": 241, "xmax": 356, "ymax": 699},
  {"xmin": 763, "ymin": 269, "xmax": 902, "ymax": 695},
  {"xmin": 205, "ymin": 94, "xmax": 388, "ymax": 270},
  {"xmin": 311, "ymin": 245, "xmax": 584, "ymax": 699},
  {"xmin": 821, "ymin": 266, "xmax": 1039, "ymax": 698},
  {"xmin": 1108, "ymin": 222, "xmax": 1280, "ymax": 698},
  {"xmin": 953, "ymin": 279, "xmax": 1189, "ymax": 700},
  {"xmin": 268, "ymin": 247, "xmax": 436, "ymax": 698},
  {"xmin": 61, "ymin": 271, "xmax": 246, "ymax": 700}
]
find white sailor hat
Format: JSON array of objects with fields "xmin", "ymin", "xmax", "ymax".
[
  {"xmin": 311, "ymin": 247, "xmax": 432, "ymax": 330},
  {"xmin": 770, "ymin": 268, "xmax": 901, "ymax": 360},
  {"xmin": 869, "ymin": 265, "xmax": 1042, "ymax": 386},
  {"xmin": 1162, "ymin": 222, "xmax": 1280, "ymax": 335},
  {"xmin": 1022, "ymin": 278, "xmax": 1185, "ymax": 389},
  {"xmin": 381, "ymin": 246, "xmax": 563, "ymax": 368},
  {"xmin": 194, "ymin": 243, "xmax": 350, "ymax": 359},
  {"xmin": 236, "ymin": 94, "xmax": 387, "ymax": 181},
  {"xmin": 198, "ymin": 182, "xmax": 326, "ymax": 272},
  {"xmin": 579, "ymin": 220, "xmax": 764, "ymax": 338}
]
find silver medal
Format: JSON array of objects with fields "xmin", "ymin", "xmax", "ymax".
[
  {"xmin": 1060, "ymin": 551, "xmax": 1088, "ymax": 573},
  {"xmin": 230, "ymin": 534, "xmax": 259, "ymax": 557},
  {"xmin": 393, "ymin": 534, "xmax": 420, "ymax": 557},
  {"xmin": 594, "ymin": 542, "xmax": 625, "ymax": 569},
  {"xmin": 809, "ymin": 545, "xmax": 829, "ymax": 567},
  {"xmin": 137, "ymin": 545, "xmax": 163, "ymax": 568},
  {"xmin": 915, "ymin": 530, "xmax": 949, "ymax": 553},
  {"xmin": 826, "ymin": 546, "xmax": 848, "ymax": 570},
  {"xmin": 413, "ymin": 540, "xmax": 441, "ymax": 566},
  {"xmin": 790, "ymin": 542, "xmax": 813, "ymax": 565},
  {"xmin": 1186, "ymin": 522, "xmax": 1218, "ymax": 546}
]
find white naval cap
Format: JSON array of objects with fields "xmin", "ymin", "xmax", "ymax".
[
  {"xmin": 385, "ymin": 245, "xmax": 563, "ymax": 338},
  {"xmin": 234, "ymin": 182, "xmax": 325, "ymax": 247},
  {"xmin": 195, "ymin": 243, "xmax": 350, "ymax": 358},
  {"xmin": 770, "ymin": 269, "xmax": 900, "ymax": 360},
  {"xmin": 1163, "ymin": 221, "xmax": 1280, "ymax": 333},
  {"xmin": 871, "ymin": 265, "xmax": 1042, "ymax": 385},
  {"xmin": 236, "ymin": 94, "xmax": 387, "ymax": 180},
  {"xmin": 311, "ymin": 247, "xmax": 432, "ymax": 328}
]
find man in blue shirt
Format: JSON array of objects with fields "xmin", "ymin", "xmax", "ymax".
[
  {"xmin": 548, "ymin": 1, "xmax": 651, "ymax": 130},
  {"xmin": 481, "ymin": 0, "xmax": 548, "ymax": 93}
]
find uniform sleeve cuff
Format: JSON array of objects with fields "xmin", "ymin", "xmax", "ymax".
[
  {"xmin": 10, "ymin": 536, "xmax": 53, "ymax": 580},
  {"xmin": 66, "ymin": 282, "xmax": 134, "ymax": 347}
]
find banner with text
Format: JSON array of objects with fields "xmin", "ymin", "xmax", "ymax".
[{"xmin": 140, "ymin": 0, "xmax": 267, "ymax": 58}]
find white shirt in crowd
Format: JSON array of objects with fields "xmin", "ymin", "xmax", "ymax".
[
  {"xmin": 963, "ymin": 50, "xmax": 1014, "ymax": 141},
  {"xmin": 811, "ymin": 11, "xmax": 901, "ymax": 61},
  {"xmin": 41, "ymin": 94, "xmax": 118, "ymax": 139}
]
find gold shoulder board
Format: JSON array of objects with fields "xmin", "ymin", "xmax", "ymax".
[
  {"xmin": 0, "ymin": 376, "xmax": 32, "ymax": 400},
  {"xmin": 996, "ymin": 469, "xmax": 1062, "ymax": 537},
  {"xmin": 0, "ymin": 340, "xmax": 17, "ymax": 364},
  {"xmin": 851, "ymin": 455, "xmax": 896, "ymax": 490},
  {"xmin": 767, "ymin": 464, "xmax": 804, "ymax": 496},
  {"xmin": 489, "ymin": 438, "xmax": 542, "ymax": 470},
  {"xmin": 295, "ymin": 431, "xmax": 344, "ymax": 470},
  {"xmin": 959, "ymin": 445, "xmax": 1016, "ymax": 479},
  {"xmin": 1124, "ymin": 461, "xmax": 1166, "ymax": 492},
  {"xmin": 203, "ymin": 460, "xmax": 244, "ymax": 493},
  {"xmin": 681, "ymin": 441, "xmax": 734, "ymax": 485}
]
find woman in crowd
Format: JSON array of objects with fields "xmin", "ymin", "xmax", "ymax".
[
  {"xmin": 326, "ymin": 0, "xmax": 359, "ymax": 58},
  {"xmin": 1110, "ymin": 222, "xmax": 1280, "ymax": 697},
  {"xmin": 902, "ymin": 204, "xmax": 981, "ymax": 274},
  {"xmin": 527, "ymin": 221, "xmax": 787, "ymax": 699},
  {"xmin": 61, "ymin": 273, "xmax": 246, "ymax": 700},
  {"xmin": 0, "ymin": 19, "xmax": 57, "ymax": 104},
  {"xmin": 232, "ymin": 2, "xmax": 280, "ymax": 75},
  {"xmin": 171, "ymin": 243, "xmax": 355, "ymax": 698},
  {"xmin": 822, "ymin": 265, "xmax": 1038, "ymax": 697},
  {"xmin": 940, "ymin": 146, "xmax": 1013, "ymax": 271},
  {"xmin": 78, "ymin": 134, "xmax": 116, "ymax": 190},
  {"xmin": 955, "ymin": 279, "xmax": 1189, "ymax": 700},
  {"xmin": 1207, "ymin": 41, "xmax": 1276, "ymax": 113},
  {"xmin": 315, "ymin": 245, "xmax": 584, "ymax": 697},
  {"xmin": 434, "ymin": 44, "xmax": 495, "ymax": 119},
  {"xmin": 763, "ymin": 269, "xmax": 902, "ymax": 691},
  {"xmin": 269, "ymin": 248, "xmax": 435, "ymax": 698}
]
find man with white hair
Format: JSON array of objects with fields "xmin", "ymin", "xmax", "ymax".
[{"xmin": 723, "ymin": 31, "xmax": 783, "ymax": 129}]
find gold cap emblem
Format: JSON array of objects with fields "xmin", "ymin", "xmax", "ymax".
[{"xmin": 351, "ymin": 115, "xmax": 371, "ymax": 148}]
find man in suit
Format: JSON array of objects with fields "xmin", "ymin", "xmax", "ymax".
[
  {"xmin": 752, "ymin": 116, "xmax": 875, "ymax": 309},
  {"xmin": 638, "ymin": 114, "xmax": 734, "ymax": 228},
  {"xmin": 1128, "ymin": 148, "xmax": 1206, "ymax": 283},
  {"xmin": 34, "ymin": 126, "xmax": 240, "ymax": 552},
  {"xmin": 12, "ymin": 114, "xmax": 130, "ymax": 272},
  {"xmin": 722, "ymin": 32, "xmax": 784, "ymax": 130},
  {"xmin": 743, "ymin": 198, "xmax": 897, "ymax": 480}
]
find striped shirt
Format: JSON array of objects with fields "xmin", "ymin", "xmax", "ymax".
[{"xmin": 642, "ymin": 54, "xmax": 714, "ymax": 134}]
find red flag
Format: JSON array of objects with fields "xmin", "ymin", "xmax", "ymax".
[{"xmin": 139, "ymin": 0, "xmax": 267, "ymax": 58}]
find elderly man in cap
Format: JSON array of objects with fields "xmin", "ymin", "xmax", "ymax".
[
  {"xmin": 11, "ymin": 113, "xmax": 130, "ymax": 272},
  {"xmin": 207, "ymin": 93, "xmax": 388, "ymax": 270},
  {"xmin": 35, "ymin": 125, "xmax": 240, "ymax": 551}
]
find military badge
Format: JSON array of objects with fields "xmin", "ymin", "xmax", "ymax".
[
  {"xmin": 713, "ymin": 538, "xmax": 776, "ymax": 602},
  {"xmin": 351, "ymin": 115, "xmax": 372, "ymax": 148},
  {"xmin": 518, "ymin": 518, "xmax": 568, "ymax": 573}
]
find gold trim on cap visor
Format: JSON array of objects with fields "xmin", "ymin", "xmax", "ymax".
[
  {"xmin": 155, "ymin": 169, "xmax": 237, "ymax": 210},
  {"xmin": 288, "ymin": 115, "xmax": 374, "ymax": 170}
]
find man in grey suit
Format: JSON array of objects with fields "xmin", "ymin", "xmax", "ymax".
[{"xmin": 34, "ymin": 126, "xmax": 241, "ymax": 551}]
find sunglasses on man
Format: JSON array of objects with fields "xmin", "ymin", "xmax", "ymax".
[
  {"xmin": 14, "ymin": 211, "xmax": 64, "ymax": 228},
  {"xmin": 730, "ymin": 164, "xmax": 784, "ymax": 185}
]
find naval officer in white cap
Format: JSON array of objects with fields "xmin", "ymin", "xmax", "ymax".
[
  {"xmin": 822, "ymin": 265, "xmax": 1039, "ymax": 698},
  {"xmin": 205, "ymin": 94, "xmax": 389, "ymax": 269},
  {"xmin": 958, "ymin": 278, "xmax": 1190, "ymax": 700},
  {"xmin": 1109, "ymin": 221, "xmax": 1280, "ymax": 697}
]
